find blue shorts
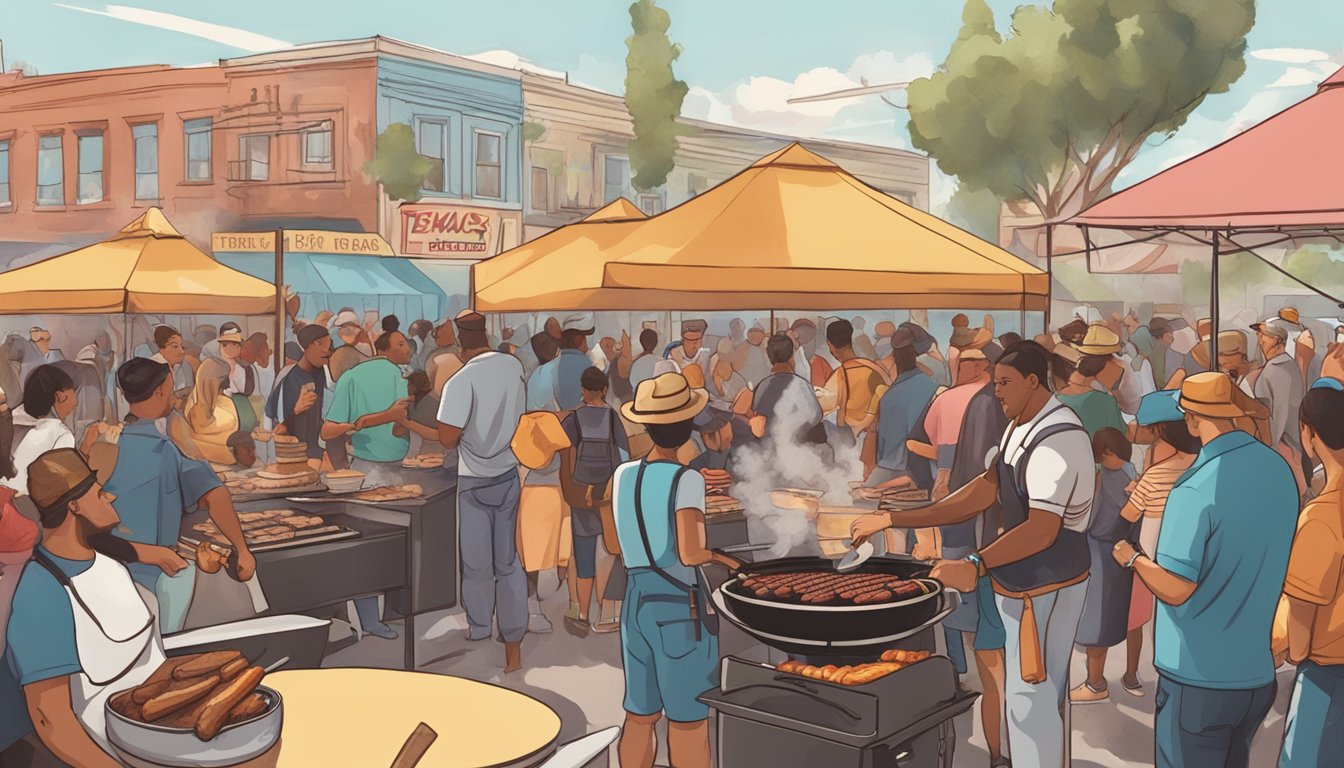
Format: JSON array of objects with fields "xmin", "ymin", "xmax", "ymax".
[
  {"xmin": 973, "ymin": 575, "xmax": 1006, "ymax": 651},
  {"xmin": 621, "ymin": 570, "xmax": 718, "ymax": 722},
  {"xmin": 572, "ymin": 534, "xmax": 599, "ymax": 580}
]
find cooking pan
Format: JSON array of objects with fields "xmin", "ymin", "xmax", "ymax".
[{"xmin": 713, "ymin": 555, "xmax": 957, "ymax": 656}]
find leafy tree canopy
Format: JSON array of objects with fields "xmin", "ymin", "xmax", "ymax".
[{"xmin": 908, "ymin": 0, "xmax": 1255, "ymax": 222}]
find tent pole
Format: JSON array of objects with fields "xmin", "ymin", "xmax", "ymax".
[
  {"xmin": 770, "ymin": 311, "xmax": 775, "ymax": 334},
  {"xmin": 1209, "ymin": 231, "xmax": 1220, "ymax": 367},
  {"xmin": 1045, "ymin": 223, "xmax": 1055, "ymax": 336},
  {"xmin": 274, "ymin": 228, "xmax": 285, "ymax": 370}
]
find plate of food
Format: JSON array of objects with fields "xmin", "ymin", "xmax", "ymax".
[
  {"xmin": 106, "ymin": 652, "xmax": 281, "ymax": 768},
  {"xmin": 401, "ymin": 453, "xmax": 445, "ymax": 470}
]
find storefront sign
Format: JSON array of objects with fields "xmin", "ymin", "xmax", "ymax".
[
  {"xmin": 211, "ymin": 230, "xmax": 394, "ymax": 256},
  {"xmin": 400, "ymin": 204, "xmax": 500, "ymax": 258}
]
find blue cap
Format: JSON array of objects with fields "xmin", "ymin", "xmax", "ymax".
[
  {"xmin": 1310, "ymin": 377, "xmax": 1344, "ymax": 392},
  {"xmin": 1136, "ymin": 389, "xmax": 1183, "ymax": 426}
]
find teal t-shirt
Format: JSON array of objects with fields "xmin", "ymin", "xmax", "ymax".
[
  {"xmin": 5, "ymin": 548, "xmax": 88, "ymax": 694},
  {"xmin": 105, "ymin": 420, "xmax": 222, "ymax": 589},
  {"xmin": 326, "ymin": 358, "xmax": 411, "ymax": 463},
  {"xmin": 1057, "ymin": 390, "xmax": 1126, "ymax": 439},
  {"xmin": 1153, "ymin": 431, "xmax": 1297, "ymax": 689}
]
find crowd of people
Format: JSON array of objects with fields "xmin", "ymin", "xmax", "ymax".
[{"xmin": 1, "ymin": 302, "xmax": 1343, "ymax": 767}]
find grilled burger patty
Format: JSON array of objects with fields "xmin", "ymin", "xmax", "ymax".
[{"xmin": 736, "ymin": 571, "xmax": 930, "ymax": 605}]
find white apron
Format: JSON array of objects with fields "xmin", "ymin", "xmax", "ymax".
[{"xmin": 34, "ymin": 550, "xmax": 165, "ymax": 754}]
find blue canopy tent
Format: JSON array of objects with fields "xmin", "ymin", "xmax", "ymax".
[{"xmin": 215, "ymin": 252, "xmax": 447, "ymax": 324}]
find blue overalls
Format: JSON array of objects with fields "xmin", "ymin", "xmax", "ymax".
[{"xmin": 614, "ymin": 460, "xmax": 717, "ymax": 723}]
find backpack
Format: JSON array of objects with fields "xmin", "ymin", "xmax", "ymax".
[{"xmin": 562, "ymin": 407, "xmax": 621, "ymax": 509}]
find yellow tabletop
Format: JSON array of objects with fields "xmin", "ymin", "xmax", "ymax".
[{"xmin": 263, "ymin": 668, "xmax": 562, "ymax": 768}]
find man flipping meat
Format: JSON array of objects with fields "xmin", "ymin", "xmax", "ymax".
[{"xmin": 853, "ymin": 340, "xmax": 1093, "ymax": 768}]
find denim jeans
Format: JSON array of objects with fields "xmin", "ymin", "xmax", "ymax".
[
  {"xmin": 1280, "ymin": 661, "xmax": 1344, "ymax": 767},
  {"xmin": 1155, "ymin": 675, "xmax": 1275, "ymax": 768},
  {"xmin": 459, "ymin": 471, "xmax": 528, "ymax": 643},
  {"xmin": 995, "ymin": 579, "xmax": 1087, "ymax": 768}
]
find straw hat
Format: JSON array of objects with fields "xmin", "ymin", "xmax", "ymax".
[
  {"xmin": 621, "ymin": 372, "xmax": 709, "ymax": 425},
  {"xmin": 510, "ymin": 411, "xmax": 572, "ymax": 470},
  {"xmin": 1075, "ymin": 324, "xmax": 1122, "ymax": 356},
  {"xmin": 1178, "ymin": 372, "xmax": 1246, "ymax": 419},
  {"xmin": 1191, "ymin": 330, "xmax": 1248, "ymax": 369}
]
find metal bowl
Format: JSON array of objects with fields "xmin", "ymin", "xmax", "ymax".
[{"xmin": 106, "ymin": 686, "xmax": 283, "ymax": 768}]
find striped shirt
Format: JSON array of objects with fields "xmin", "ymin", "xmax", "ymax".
[{"xmin": 1130, "ymin": 454, "xmax": 1196, "ymax": 518}]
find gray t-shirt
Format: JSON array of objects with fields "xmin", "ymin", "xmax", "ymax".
[{"xmin": 438, "ymin": 351, "xmax": 526, "ymax": 478}]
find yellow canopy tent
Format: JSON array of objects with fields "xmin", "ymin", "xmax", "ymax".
[
  {"xmin": 0, "ymin": 208, "xmax": 276, "ymax": 315},
  {"xmin": 474, "ymin": 145, "xmax": 1047, "ymax": 312}
]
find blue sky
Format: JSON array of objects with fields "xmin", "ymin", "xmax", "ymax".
[{"xmin": 4, "ymin": 0, "xmax": 1342, "ymax": 210}]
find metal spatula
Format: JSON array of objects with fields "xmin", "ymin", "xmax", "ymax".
[{"xmin": 836, "ymin": 539, "xmax": 875, "ymax": 572}]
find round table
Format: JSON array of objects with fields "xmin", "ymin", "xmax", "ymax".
[{"xmin": 261, "ymin": 668, "xmax": 562, "ymax": 767}]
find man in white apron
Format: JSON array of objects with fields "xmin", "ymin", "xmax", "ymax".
[{"xmin": 5, "ymin": 448, "xmax": 165, "ymax": 767}]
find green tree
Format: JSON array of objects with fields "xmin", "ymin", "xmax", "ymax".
[
  {"xmin": 945, "ymin": 184, "xmax": 1001, "ymax": 242},
  {"xmin": 624, "ymin": 0, "xmax": 688, "ymax": 192},
  {"xmin": 908, "ymin": 0, "xmax": 1255, "ymax": 226},
  {"xmin": 363, "ymin": 123, "xmax": 432, "ymax": 203}
]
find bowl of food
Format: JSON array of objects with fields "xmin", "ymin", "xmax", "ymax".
[
  {"xmin": 106, "ymin": 653, "xmax": 281, "ymax": 768},
  {"xmin": 321, "ymin": 469, "xmax": 366, "ymax": 494}
]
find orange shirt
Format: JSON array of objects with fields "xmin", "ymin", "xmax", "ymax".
[{"xmin": 1283, "ymin": 490, "xmax": 1344, "ymax": 665}]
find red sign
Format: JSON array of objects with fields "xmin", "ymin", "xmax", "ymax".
[{"xmin": 400, "ymin": 204, "xmax": 500, "ymax": 258}]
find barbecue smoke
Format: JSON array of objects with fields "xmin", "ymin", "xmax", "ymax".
[{"xmin": 733, "ymin": 379, "xmax": 866, "ymax": 558}]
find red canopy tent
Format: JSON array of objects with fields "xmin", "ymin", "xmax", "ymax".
[{"xmin": 1070, "ymin": 64, "xmax": 1344, "ymax": 358}]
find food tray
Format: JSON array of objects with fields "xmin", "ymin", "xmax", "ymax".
[
  {"xmin": 179, "ymin": 525, "xmax": 359, "ymax": 554},
  {"xmin": 227, "ymin": 483, "xmax": 328, "ymax": 503}
]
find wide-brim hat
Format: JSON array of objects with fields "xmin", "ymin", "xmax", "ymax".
[
  {"xmin": 510, "ymin": 411, "xmax": 572, "ymax": 470},
  {"xmin": 217, "ymin": 330, "xmax": 244, "ymax": 344},
  {"xmin": 1076, "ymin": 323, "xmax": 1122, "ymax": 356},
  {"xmin": 1178, "ymin": 372, "xmax": 1245, "ymax": 419},
  {"xmin": 622, "ymin": 372, "xmax": 709, "ymax": 425},
  {"xmin": 1191, "ymin": 330, "xmax": 1248, "ymax": 369}
]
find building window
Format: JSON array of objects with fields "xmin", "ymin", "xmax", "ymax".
[
  {"xmin": 303, "ymin": 121, "xmax": 333, "ymax": 166},
  {"xmin": 76, "ymin": 132, "xmax": 104, "ymax": 204},
  {"xmin": 530, "ymin": 167, "xmax": 549, "ymax": 211},
  {"xmin": 239, "ymin": 134, "xmax": 269, "ymax": 181},
  {"xmin": 184, "ymin": 117, "xmax": 212, "ymax": 181},
  {"xmin": 132, "ymin": 123, "xmax": 158, "ymax": 202},
  {"xmin": 37, "ymin": 134, "xmax": 63, "ymax": 205},
  {"xmin": 639, "ymin": 194, "xmax": 665, "ymax": 215},
  {"xmin": 416, "ymin": 120, "xmax": 446, "ymax": 193},
  {"xmin": 0, "ymin": 141, "xmax": 9, "ymax": 206},
  {"xmin": 603, "ymin": 155, "xmax": 630, "ymax": 204},
  {"xmin": 474, "ymin": 131, "xmax": 502, "ymax": 199}
]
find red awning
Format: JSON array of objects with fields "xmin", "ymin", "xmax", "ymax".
[{"xmin": 1072, "ymin": 66, "xmax": 1344, "ymax": 231}]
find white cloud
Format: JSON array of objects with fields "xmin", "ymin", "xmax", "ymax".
[
  {"xmin": 680, "ymin": 51, "xmax": 934, "ymax": 147},
  {"xmin": 1268, "ymin": 67, "xmax": 1325, "ymax": 88},
  {"xmin": 465, "ymin": 50, "xmax": 567, "ymax": 80},
  {"xmin": 1250, "ymin": 48, "xmax": 1330, "ymax": 65},
  {"xmin": 54, "ymin": 4, "xmax": 291, "ymax": 52}
]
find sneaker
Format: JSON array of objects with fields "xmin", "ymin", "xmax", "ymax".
[
  {"xmin": 1122, "ymin": 673, "xmax": 1145, "ymax": 697},
  {"xmin": 1069, "ymin": 681, "xmax": 1109, "ymax": 704},
  {"xmin": 363, "ymin": 621, "xmax": 399, "ymax": 641},
  {"xmin": 528, "ymin": 613, "xmax": 554, "ymax": 634},
  {"xmin": 990, "ymin": 758, "xmax": 1012, "ymax": 768},
  {"xmin": 591, "ymin": 618, "xmax": 620, "ymax": 634}
]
